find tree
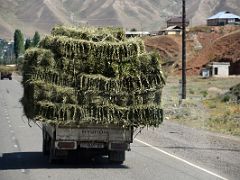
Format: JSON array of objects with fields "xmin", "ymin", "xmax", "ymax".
[
  {"xmin": 25, "ymin": 38, "xmax": 32, "ymax": 50},
  {"xmin": 32, "ymin": 31, "xmax": 40, "ymax": 47},
  {"xmin": 14, "ymin": 29, "xmax": 24, "ymax": 59}
]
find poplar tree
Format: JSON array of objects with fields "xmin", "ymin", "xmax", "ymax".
[
  {"xmin": 25, "ymin": 38, "xmax": 32, "ymax": 50},
  {"xmin": 32, "ymin": 31, "xmax": 40, "ymax": 47},
  {"xmin": 13, "ymin": 29, "xmax": 24, "ymax": 59}
]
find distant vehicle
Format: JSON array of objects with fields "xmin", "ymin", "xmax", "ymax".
[
  {"xmin": 0, "ymin": 72, "xmax": 12, "ymax": 80},
  {"xmin": 0, "ymin": 65, "xmax": 16, "ymax": 80}
]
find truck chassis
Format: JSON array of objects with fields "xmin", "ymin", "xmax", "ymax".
[{"xmin": 42, "ymin": 123, "xmax": 133, "ymax": 164}]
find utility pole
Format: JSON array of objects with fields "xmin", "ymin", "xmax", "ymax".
[{"xmin": 182, "ymin": 0, "xmax": 186, "ymax": 99}]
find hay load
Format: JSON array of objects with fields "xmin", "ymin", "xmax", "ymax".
[{"xmin": 22, "ymin": 26, "xmax": 165, "ymax": 128}]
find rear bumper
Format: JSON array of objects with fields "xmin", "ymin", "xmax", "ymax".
[
  {"xmin": 0, "ymin": 73, "xmax": 12, "ymax": 79},
  {"xmin": 55, "ymin": 141, "xmax": 131, "ymax": 151}
]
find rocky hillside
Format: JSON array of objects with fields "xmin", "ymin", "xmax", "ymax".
[
  {"xmin": 145, "ymin": 25, "xmax": 240, "ymax": 75},
  {"xmin": 1, "ymin": 0, "xmax": 240, "ymax": 39},
  {"xmin": 188, "ymin": 27, "xmax": 240, "ymax": 75}
]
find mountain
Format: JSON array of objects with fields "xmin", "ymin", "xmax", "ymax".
[
  {"xmin": 0, "ymin": 0, "xmax": 70, "ymax": 39},
  {"xmin": 0, "ymin": 0, "xmax": 240, "ymax": 39}
]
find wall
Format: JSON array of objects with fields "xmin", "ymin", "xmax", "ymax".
[
  {"xmin": 166, "ymin": 31, "xmax": 181, "ymax": 35},
  {"xmin": 207, "ymin": 18, "xmax": 237, "ymax": 26},
  {"xmin": 211, "ymin": 64, "xmax": 229, "ymax": 77}
]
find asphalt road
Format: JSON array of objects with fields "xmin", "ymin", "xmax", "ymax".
[{"xmin": 0, "ymin": 75, "xmax": 238, "ymax": 180}]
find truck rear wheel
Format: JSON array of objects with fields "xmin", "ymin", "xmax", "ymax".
[
  {"xmin": 49, "ymin": 139, "xmax": 57, "ymax": 163},
  {"xmin": 109, "ymin": 151, "xmax": 125, "ymax": 164},
  {"xmin": 42, "ymin": 128, "xmax": 50, "ymax": 155}
]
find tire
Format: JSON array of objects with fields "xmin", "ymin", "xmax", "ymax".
[
  {"xmin": 9, "ymin": 77, "xmax": 12, "ymax": 80},
  {"xmin": 42, "ymin": 128, "xmax": 50, "ymax": 155},
  {"xmin": 109, "ymin": 151, "xmax": 125, "ymax": 164},
  {"xmin": 49, "ymin": 139, "xmax": 56, "ymax": 164}
]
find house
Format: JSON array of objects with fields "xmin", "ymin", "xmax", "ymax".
[
  {"xmin": 201, "ymin": 62, "xmax": 230, "ymax": 77},
  {"xmin": 159, "ymin": 26, "xmax": 182, "ymax": 35},
  {"xmin": 167, "ymin": 17, "xmax": 189, "ymax": 28},
  {"xmin": 207, "ymin": 11, "xmax": 240, "ymax": 26},
  {"xmin": 125, "ymin": 31, "xmax": 150, "ymax": 38}
]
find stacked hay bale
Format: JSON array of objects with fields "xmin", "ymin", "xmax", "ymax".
[{"xmin": 22, "ymin": 26, "xmax": 165, "ymax": 128}]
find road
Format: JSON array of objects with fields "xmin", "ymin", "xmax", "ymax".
[{"xmin": 0, "ymin": 75, "xmax": 239, "ymax": 180}]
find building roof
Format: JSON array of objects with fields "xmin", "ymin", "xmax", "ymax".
[
  {"xmin": 165, "ymin": 25, "xmax": 182, "ymax": 31},
  {"xmin": 208, "ymin": 11, "xmax": 240, "ymax": 20},
  {"xmin": 167, "ymin": 17, "xmax": 189, "ymax": 23},
  {"xmin": 125, "ymin": 31, "xmax": 150, "ymax": 35},
  {"xmin": 208, "ymin": 62, "xmax": 230, "ymax": 66}
]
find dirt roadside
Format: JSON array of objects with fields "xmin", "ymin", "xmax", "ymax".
[
  {"xmin": 135, "ymin": 75, "xmax": 240, "ymax": 179},
  {"xmin": 136, "ymin": 120, "xmax": 240, "ymax": 180}
]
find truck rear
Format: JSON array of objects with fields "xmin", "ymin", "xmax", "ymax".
[
  {"xmin": 0, "ymin": 65, "xmax": 14, "ymax": 80},
  {"xmin": 42, "ymin": 124, "xmax": 133, "ymax": 163},
  {"xmin": 0, "ymin": 72, "xmax": 12, "ymax": 80}
]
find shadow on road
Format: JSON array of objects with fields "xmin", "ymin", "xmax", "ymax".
[{"xmin": 0, "ymin": 152, "xmax": 129, "ymax": 170}]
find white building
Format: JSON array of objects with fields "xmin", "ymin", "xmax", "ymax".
[
  {"xmin": 202, "ymin": 62, "xmax": 230, "ymax": 77},
  {"xmin": 158, "ymin": 26, "xmax": 182, "ymax": 35}
]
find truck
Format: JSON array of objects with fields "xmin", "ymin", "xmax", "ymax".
[
  {"xmin": 0, "ymin": 65, "xmax": 15, "ymax": 80},
  {"xmin": 22, "ymin": 26, "xmax": 164, "ymax": 164},
  {"xmin": 42, "ymin": 123, "xmax": 133, "ymax": 164},
  {"xmin": 0, "ymin": 72, "xmax": 12, "ymax": 80}
]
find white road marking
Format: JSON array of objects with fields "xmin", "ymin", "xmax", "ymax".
[
  {"xmin": 14, "ymin": 144, "xmax": 18, "ymax": 148},
  {"xmin": 8, "ymin": 124, "xmax": 12, "ymax": 128},
  {"xmin": 21, "ymin": 169, "xmax": 26, "ymax": 173},
  {"xmin": 135, "ymin": 138, "xmax": 229, "ymax": 180}
]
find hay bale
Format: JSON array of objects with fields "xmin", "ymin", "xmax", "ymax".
[
  {"xmin": 22, "ymin": 25, "xmax": 165, "ymax": 128},
  {"xmin": 51, "ymin": 25, "xmax": 126, "ymax": 42},
  {"xmin": 0, "ymin": 65, "xmax": 16, "ymax": 73}
]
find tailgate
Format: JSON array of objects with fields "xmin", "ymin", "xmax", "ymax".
[{"xmin": 56, "ymin": 127, "xmax": 132, "ymax": 142}]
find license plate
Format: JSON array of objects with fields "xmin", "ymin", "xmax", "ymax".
[{"xmin": 80, "ymin": 142, "xmax": 104, "ymax": 149}]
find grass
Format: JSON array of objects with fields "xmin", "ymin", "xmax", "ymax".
[
  {"xmin": 204, "ymin": 99, "xmax": 240, "ymax": 135},
  {"xmin": 162, "ymin": 76, "xmax": 240, "ymax": 136}
]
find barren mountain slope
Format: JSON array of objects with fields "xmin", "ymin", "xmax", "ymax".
[
  {"xmin": 0, "ymin": 0, "xmax": 71, "ymax": 39},
  {"xmin": 0, "ymin": 0, "xmax": 240, "ymax": 39}
]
